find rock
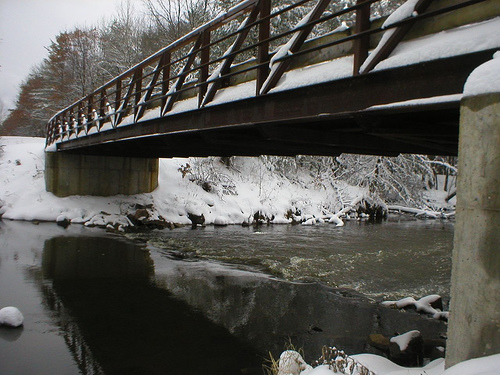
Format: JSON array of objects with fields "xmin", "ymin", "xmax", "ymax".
[
  {"xmin": 357, "ymin": 200, "xmax": 388, "ymax": 220},
  {"xmin": 0, "ymin": 307, "xmax": 24, "ymax": 328},
  {"xmin": 56, "ymin": 215, "xmax": 71, "ymax": 228},
  {"xmin": 188, "ymin": 213, "xmax": 205, "ymax": 227},
  {"xmin": 430, "ymin": 345, "xmax": 446, "ymax": 360},
  {"xmin": 253, "ymin": 211, "xmax": 265, "ymax": 225},
  {"xmin": 389, "ymin": 330, "xmax": 424, "ymax": 367},
  {"xmin": 425, "ymin": 295, "xmax": 444, "ymax": 311},
  {"xmin": 368, "ymin": 333, "xmax": 391, "ymax": 351},
  {"xmin": 0, "ymin": 199, "xmax": 6, "ymax": 218},
  {"xmin": 127, "ymin": 208, "xmax": 149, "ymax": 225}
]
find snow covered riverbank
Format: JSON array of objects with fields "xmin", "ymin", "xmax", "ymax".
[
  {"xmin": 0, "ymin": 136, "xmax": 453, "ymax": 229},
  {"xmin": 276, "ymin": 349, "xmax": 500, "ymax": 375}
]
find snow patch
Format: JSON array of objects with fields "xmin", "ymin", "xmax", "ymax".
[
  {"xmin": 0, "ymin": 306, "xmax": 24, "ymax": 327},
  {"xmin": 463, "ymin": 51, "xmax": 500, "ymax": 97},
  {"xmin": 390, "ymin": 330, "xmax": 421, "ymax": 351}
]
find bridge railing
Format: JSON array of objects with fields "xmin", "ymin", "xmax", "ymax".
[{"xmin": 46, "ymin": 0, "xmax": 488, "ymax": 147}]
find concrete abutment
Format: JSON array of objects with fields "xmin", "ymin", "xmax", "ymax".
[
  {"xmin": 446, "ymin": 87, "xmax": 500, "ymax": 367},
  {"xmin": 45, "ymin": 152, "xmax": 159, "ymax": 197}
]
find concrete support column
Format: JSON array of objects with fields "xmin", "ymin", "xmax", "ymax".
[
  {"xmin": 45, "ymin": 152, "xmax": 159, "ymax": 197},
  {"xmin": 446, "ymin": 57, "xmax": 500, "ymax": 367}
]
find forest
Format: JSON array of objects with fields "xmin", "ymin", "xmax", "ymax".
[{"xmin": 0, "ymin": 0, "xmax": 457, "ymax": 209}]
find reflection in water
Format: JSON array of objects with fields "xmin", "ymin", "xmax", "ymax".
[
  {"xmin": 0, "ymin": 221, "xmax": 450, "ymax": 374},
  {"xmin": 42, "ymin": 237, "xmax": 154, "ymax": 280},
  {"xmin": 40, "ymin": 280, "xmax": 103, "ymax": 375},
  {"xmin": 41, "ymin": 236, "xmax": 263, "ymax": 375},
  {"xmin": 151, "ymin": 252, "xmax": 447, "ymax": 364},
  {"xmin": 40, "ymin": 235, "xmax": 152, "ymax": 375},
  {"xmin": 0, "ymin": 326, "xmax": 24, "ymax": 342}
]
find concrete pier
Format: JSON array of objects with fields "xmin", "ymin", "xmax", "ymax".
[
  {"xmin": 446, "ymin": 58, "xmax": 500, "ymax": 366},
  {"xmin": 45, "ymin": 152, "xmax": 158, "ymax": 197}
]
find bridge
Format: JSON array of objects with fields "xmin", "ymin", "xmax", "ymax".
[
  {"xmin": 46, "ymin": 0, "xmax": 498, "ymax": 159},
  {"xmin": 44, "ymin": 0, "xmax": 500, "ymax": 368}
]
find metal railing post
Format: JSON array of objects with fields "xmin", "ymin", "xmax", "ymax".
[
  {"xmin": 353, "ymin": 0, "xmax": 371, "ymax": 76},
  {"xmin": 161, "ymin": 52, "xmax": 171, "ymax": 115},
  {"xmin": 199, "ymin": 30, "xmax": 211, "ymax": 108},
  {"xmin": 114, "ymin": 80, "xmax": 122, "ymax": 128},
  {"xmin": 134, "ymin": 68, "xmax": 143, "ymax": 120},
  {"xmin": 256, "ymin": 0, "xmax": 271, "ymax": 96}
]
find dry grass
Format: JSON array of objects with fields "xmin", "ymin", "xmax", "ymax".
[
  {"xmin": 262, "ymin": 339, "xmax": 306, "ymax": 375},
  {"xmin": 313, "ymin": 346, "xmax": 375, "ymax": 375},
  {"xmin": 263, "ymin": 342, "xmax": 375, "ymax": 375}
]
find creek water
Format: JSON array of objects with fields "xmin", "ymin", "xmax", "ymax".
[{"xmin": 0, "ymin": 218, "xmax": 452, "ymax": 374}]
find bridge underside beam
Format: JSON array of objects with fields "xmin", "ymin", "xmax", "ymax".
[
  {"xmin": 58, "ymin": 102, "xmax": 460, "ymax": 158},
  {"xmin": 54, "ymin": 50, "xmax": 494, "ymax": 158}
]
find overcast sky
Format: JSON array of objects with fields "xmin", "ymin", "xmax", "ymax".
[{"xmin": 0, "ymin": 0, "xmax": 145, "ymax": 111}]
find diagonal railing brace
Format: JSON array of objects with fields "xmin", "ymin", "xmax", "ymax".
[
  {"xmin": 259, "ymin": 0, "xmax": 332, "ymax": 95},
  {"xmin": 359, "ymin": 0, "xmax": 435, "ymax": 74}
]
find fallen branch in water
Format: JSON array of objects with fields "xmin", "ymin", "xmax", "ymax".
[
  {"xmin": 329, "ymin": 195, "xmax": 365, "ymax": 226},
  {"xmin": 387, "ymin": 205, "xmax": 454, "ymax": 219}
]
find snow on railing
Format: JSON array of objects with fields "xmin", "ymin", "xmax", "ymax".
[{"xmin": 45, "ymin": 0, "xmax": 490, "ymax": 148}]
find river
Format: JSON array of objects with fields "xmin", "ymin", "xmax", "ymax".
[{"xmin": 0, "ymin": 217, "xmax": 452, "ymax": 374}]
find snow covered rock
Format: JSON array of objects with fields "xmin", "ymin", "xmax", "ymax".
[
  {"xmin": 328, "ymin": 215, "xmax": 344, "ymax": 226},
  {"xmin": 214, "ymin": 216, "xmax": 228, "ymax": 226},
  {"xmin": 302, "ymin": 218, "xmax": 316, "ymax": 226},
  {"xmin": 56, "ymin": 214, "xmax": 71, "ymax": 227},
  {"xmin": 390, "ymin": 330, "xmax": 424, "ymax": 367},
  {"xmin": 381, "ymin": 295, "xmax": 448, "ymax": 320},
  {"xmin": 391, "ymin": 330, "xmax": 422, "ymax": 352},
  {"xmin": 0, "ymin": 306, "xmax": 24, "ymax": 327},
  {"xmin": 277, "ymin": 350, "xmax": 311, "ymax": 375}
]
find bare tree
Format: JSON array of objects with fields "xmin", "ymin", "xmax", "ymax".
[
  {"xmin": 0, "ymin": 99, "xmax": 7, "ymax": 126},
  {"xmin": 100, "ymin": 0, "xmax": 149, "ymax": 79},
  {"xmin": 143, "ymin": 0, "xmax": 215, "ymax": 45}
]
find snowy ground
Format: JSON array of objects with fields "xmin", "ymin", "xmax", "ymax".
[
  {"xmin": 278, "ymin": 350, "xmax": 500, "ymax": 375},
  {"xmin": 0, "ymin": 136, "xmax": 456, "ymax": 230},
  {"xmin": 0, "ymin": 136, "xmax": 367, "ymax": 228}
]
